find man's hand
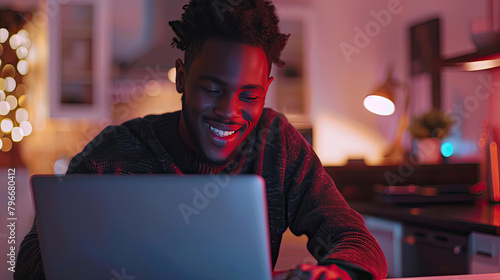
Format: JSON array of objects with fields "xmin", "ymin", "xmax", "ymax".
[{"xmin": 272, "ymin": 263, "xmax": 353, "ymax": 280}]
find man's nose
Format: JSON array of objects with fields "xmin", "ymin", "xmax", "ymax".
[{"xmin": 214, "ymin": 94, "xmax": 240, "ymax": 119}]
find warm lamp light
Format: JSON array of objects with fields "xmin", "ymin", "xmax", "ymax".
[
  {"xmin": 364, "ymin": 96, "xmax": 395, "ymax": 116},
  {"xmin": 463, "ymin": 57, "xmax": 500, "ymax": 71},
  {"xmin": 168, "ymin": 67, "xmax": 176, "ymax": 84},
  {"xmin": 364, "ymin": 67, "xmax": 410, "ymax": 164}
]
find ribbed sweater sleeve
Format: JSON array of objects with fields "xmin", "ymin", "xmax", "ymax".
[{"xmin": 278, "ymin": 114, "xmax": 387, "ymax": 279}]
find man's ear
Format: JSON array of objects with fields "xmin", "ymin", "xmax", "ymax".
[
  {"xmin": 266, "ymin": 76, "xmax": 274, "ymax": 90},
  {"xmin": 175, "ymin": 58, "xmax": 186, "ymax": 93}
]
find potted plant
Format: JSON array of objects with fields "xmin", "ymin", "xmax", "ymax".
[{"xmin": 408, "ymin": 109, "xmax": 455, "ymax": 164}]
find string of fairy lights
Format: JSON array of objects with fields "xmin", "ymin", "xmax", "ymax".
[{"xmin": 0, "ymin": 27, "xmax": 32, "ymax": 152}]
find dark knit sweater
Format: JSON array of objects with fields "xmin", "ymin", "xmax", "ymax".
[{"xmin": 15, "ymin": 108, "xmax": 387, "ymax": 280}]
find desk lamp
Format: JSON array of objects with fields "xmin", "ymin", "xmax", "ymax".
[{"xmin": 364, "ymin": 68, "xmax": 410, "ymax": 164}]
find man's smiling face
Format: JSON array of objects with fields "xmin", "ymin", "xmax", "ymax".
[{"xmin": 176, "ymin": 38, "xmax": 274, "ymax": 162}]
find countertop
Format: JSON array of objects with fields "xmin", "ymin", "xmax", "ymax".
[{"xmin": 349, "ymin": 200, "xmax": 500, "ymax": 235}]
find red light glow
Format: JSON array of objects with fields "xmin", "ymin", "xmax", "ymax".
[{"xmin": 490, "ymin": 142, "xmax": 500, "ymax": 202}]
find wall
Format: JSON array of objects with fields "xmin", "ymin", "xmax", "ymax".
[
  {"xmin": 8, "ymin": 0, "xmax": 490, "ymax": 168},
  {"xmin": 280, "ymin": 0, "xmax": 489, "ymax": 165}
]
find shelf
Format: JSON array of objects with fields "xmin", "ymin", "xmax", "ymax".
[{"xmin": 442, "ymin": 47, "xmax": 500, "ymax": 71}]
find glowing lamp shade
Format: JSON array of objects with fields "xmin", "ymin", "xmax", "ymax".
[
  {"xmin": 363, "ymin": 84, "xmax": 396, "ymax": 116},
  {"xmin": 364, "ymin": 95, "xmax": 395, "ymax": 116}
]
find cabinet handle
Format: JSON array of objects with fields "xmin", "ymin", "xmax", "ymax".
[{"xmin": 475, "ymin": 250, "xmax": 492, "ymax": 258}]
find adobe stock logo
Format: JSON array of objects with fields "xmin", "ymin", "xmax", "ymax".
[
  {"xmin": 340, "ymin": 0, "xmax": 407, "ymax": 63},
  {"xmin": 177, "ymin": 175, "xmax": 230, "ymax": 224}
]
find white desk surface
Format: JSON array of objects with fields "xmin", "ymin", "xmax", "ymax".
[{"xmin": 389, "ymin": 273, "xmax": 500, "ymax": 280}]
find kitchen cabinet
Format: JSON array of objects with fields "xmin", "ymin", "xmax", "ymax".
[
  {"xmin": 357, "ymin": 203, "xmax": 500, "ymax": 277},
  {"xmin": 470, "ymin": 232, "xmax": 500, "ymax": 273},
  {"xmin": 363, "ymin": 215, "xmax": 403, "ymax": 278}
]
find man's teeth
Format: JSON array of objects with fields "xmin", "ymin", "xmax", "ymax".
[{"xmin": 209, "ymin": 125, "xmax": 236, "ymax": 137}]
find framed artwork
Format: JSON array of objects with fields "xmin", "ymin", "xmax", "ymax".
[
  {"xmin": 266, "ymin": 4, "xmax": 315, "ymax": 128},
  {"xmin": 409, "ymin": 18, "xmax": 441, "ymax": 114},
  {"xmin": 48, "ymin": 0, "xmax": 111, "ymax": 119}
]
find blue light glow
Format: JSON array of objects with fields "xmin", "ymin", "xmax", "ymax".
[{"xmin": 441, "ymin": 142, "xmax": 454, "ymax": 158}]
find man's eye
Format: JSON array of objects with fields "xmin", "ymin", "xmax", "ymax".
[
  {"xmin": 240, "ymin": 96, "xmax": 259, "ymax": 102},
  {"xmin": 203, "ymin": 88, "xmax": 222, "ymax": 95}
]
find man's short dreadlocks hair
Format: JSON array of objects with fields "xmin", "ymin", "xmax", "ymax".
[{"xmin": 169, "ymin": 0, "xmax": 290, "ymax": 74}]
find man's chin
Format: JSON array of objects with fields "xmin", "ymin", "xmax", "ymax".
[
  {"xmin": 202, "ymin": 146, "xmax": 240, "ymax": 165},
  {"xmin": 204, "ymin": 153, "xmax": 232, "ymax": 164}
]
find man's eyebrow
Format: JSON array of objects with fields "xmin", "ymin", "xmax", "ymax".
[
  {"xmin": 198, "ymin": 75, "xmax": 265, "ymax": 91},
  {"xmin": 198, "ymin": 75, "xmax": 227, "ymax": 86},
  {"xmin": 241, "ymin": 84, "xmax": 265, "ymax": 91}
]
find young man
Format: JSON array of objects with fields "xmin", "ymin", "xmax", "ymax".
[{"xmin": 16, "ymin": 0, "xmax": 387, "ymax": 279}]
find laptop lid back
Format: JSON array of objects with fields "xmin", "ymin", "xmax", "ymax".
[{"xmin": 31, "ymin": 174, "xmax": 271, "ymax": 280}]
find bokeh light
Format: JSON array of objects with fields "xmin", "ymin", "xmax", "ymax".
[
  {"xmin": 1, "ymin": 137, "xmax": 12, "ymax": 152},
  {"xmin": 0, "ymin": 29, "xmax": 31, "ymax": 149},
  {"xmin": 9, "ymin": 34, "xmax": 21, "ymax": 49},
  {"xmin": 6, "ymin": 95, "xmax": 17, "ymax": 110},
  {"xmin": 2, "ymin": 64, "xmax": 15, "ymax": 77},
  {"xmin": 168, "ymin": 67, "xmax": 176, "ymax": 83},
  {"xmin": 0, "ymin": 101, "xmax": 10, "ymax": 115},
  {"xmin": 18, "ymin": 95, "xmax": 27, "ymax": 107},
  {"xmin": 145, "ymin": 80, "xmax": 161, "ymax": 96},
  {"xmin": 16, "ymin": 83, "xmax": 28, "ymax": 95},
  {"xmin": 0, "ymin": 28, "xmax": 8, "ymax": 43},
  {"xmin": 17, "ymin": 30, "xmax": 28, "ymax": 39},
  {"xmin": 1, "ymin": 118, "xmax": 13, "ymax": 133},
  {"xmin": 16, "ymin": 47, "xmax": 29, "ymax": 59},
  {"xmin": 54, "ymin": 158, "xmax": 69, "ymax": 175},
  {"xmin": 11, "ymin": 127, "xmax": 23, "ymax": 142},
  {"xmin": 16, "ymin": 108, "xmax": 29, "ymax": 122},
  {"xmin": 20, "ymin": 121, "xmax": 32, "ymax": 136},
  {"xmin": 4, "ymin": 77, "xmax": 16, "ymax": 92},
  {"xmin": 0, "ymin": 78, "xmax": 6, "ymax": 91},
  {"xmin": 441, "ymin": 142, "xmax": 454, "ymax": 158},
  {"xmin": 17, "ymin": 60, "xmax": 29, "ymax": 75}
]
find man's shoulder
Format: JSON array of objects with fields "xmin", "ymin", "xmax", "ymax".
[
  {"xmin": 86, "ymin": 111, "xmax": 180, "ymax": 150},
  {"xmin": 259, "ymin": 108, "xmax": 291, "ymax": 128},
  {"xmin": 258, "ymin": 108, "xmax": 301, "ymax": 135},
  {"xmin": 120, "ymin": 111, "xmax": 180, "ymax": 130},
  {"xmin": 260, "ymin": 107, "xmax": 285, "ymax": 120}
]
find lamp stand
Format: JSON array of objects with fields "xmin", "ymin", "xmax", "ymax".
[{"xmin": 382, "ymin": 84, "xmax": 411, "ymax": 165}]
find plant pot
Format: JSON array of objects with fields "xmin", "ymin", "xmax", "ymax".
[{"xmin": 416, "ymin": 138, "xmax": 442, "ymax": 164}]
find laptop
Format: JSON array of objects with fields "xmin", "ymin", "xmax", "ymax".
[{"xmin": 31, "ymin": 174, "xmax": 272, "ymax": 280}]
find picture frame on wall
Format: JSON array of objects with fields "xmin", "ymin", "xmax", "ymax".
[
  {"xmin": 48, "ymin": 0, "xmax": 111, "ymax": 119},
  {"xmin": 266, "ymin": 4, "xmax": 315, "ymax": 129},
  {"xmin": 409, "ymin": 18, "xmax": 441, "ymax": 114}
]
